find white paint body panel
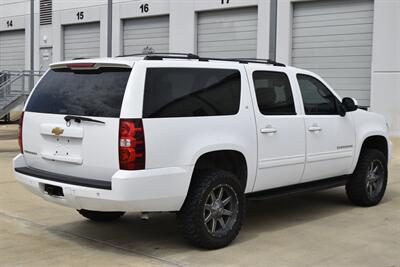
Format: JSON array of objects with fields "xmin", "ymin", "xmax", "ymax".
[
  {"xmin": 14, "ymin": 57, "xmax": 391, "ymax": 212},
  {"xmin": 293, "ymin": 70, "xmax": 357, "ymax": 182},
  {"xmin": 23, "ymin": 112, "xmax": 120, "ymax": 181},
  {"xmin": 244, "ymin": 65, "xmax": 306, "ymax": 191}
]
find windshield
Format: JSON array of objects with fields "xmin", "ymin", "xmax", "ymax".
[{"xmin": 26, "ymin": 67, "xmax": 131, "ymax": 118}]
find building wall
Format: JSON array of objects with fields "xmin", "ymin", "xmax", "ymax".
[
  {"xmin": 369, "ymin": 0, "xmax": 400, "ymax": 136},
  {"xmin": 0, "ymin": 0, "xmax": 38, "ymax": 71},
  {"xmin": 0, "ymin": 0, "xmax": 399, "ymax": 135},
  {"xmin": 48, "ymin": 0, "xmax": 269, "ymax": 60}
]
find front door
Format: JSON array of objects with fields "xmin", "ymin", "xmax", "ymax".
[
  {"xmin": 248, "ymin": 68, "xmax": 306, "ymax": 191},
  {"xmin": 296, "ymin": 74, "xmax": 356, "ymax": 182}
]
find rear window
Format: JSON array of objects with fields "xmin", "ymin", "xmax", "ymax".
[
  {"xmin": 143, "ymin": 68, "xmax": 241, "ymax": 118},
  {"xmin": 26, "ymin": 67, "xmax": 131, "ymax": 118}
]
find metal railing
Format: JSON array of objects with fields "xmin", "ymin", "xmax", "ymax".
[{"xmin": 0, "ymin": 70, "xmax": 44, "ymax": 120}]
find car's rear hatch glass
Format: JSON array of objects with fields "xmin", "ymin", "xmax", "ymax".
[{"xmin": 26, "ymin": 67, "xmax": 131, "ymax": 117}]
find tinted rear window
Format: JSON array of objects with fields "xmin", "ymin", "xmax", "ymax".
[
  {"xmin": 26, "ymin": 68, "xmax": 131, "ymax": 118},
  {"xmin": 143, "ymin": 68, "xmax": 241, "ymax": 118}
]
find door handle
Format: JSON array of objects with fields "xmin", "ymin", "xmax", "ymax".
[
  {"xmin": 260, "ymin": 127, "xmax": 277, "ymax": 134},
  {"xmin": 308, "ymin": 125, "xmax": 322, "ymax": 132}
]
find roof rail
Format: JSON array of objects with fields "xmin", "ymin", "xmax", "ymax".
[
  {"xmin": 230, "ymin": 58, "xmax": 286, "ymax": 67},
  {"xmin": 117, "ymin": 52, "xmax": 286, "ymax": 67},
  {"xmin": 117, "ymin": 52, "xmax": 200, "ymax": 59}
]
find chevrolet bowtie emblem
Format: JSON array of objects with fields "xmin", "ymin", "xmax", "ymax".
[{"xmin": 51, "ymin": 127, "xmax": 64, "ymax": 136}]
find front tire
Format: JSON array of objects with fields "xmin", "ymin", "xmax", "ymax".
[
  {"xmin": 77, "ymin": 209, "xmax": 125, "ymax": 222},
  {"xmin": 177, "ymin": 170, "xmax": 245, "ymax": 249},
  {"xmin": 346, "ymin": 149, "xmax": 388, "ymax": 207}
]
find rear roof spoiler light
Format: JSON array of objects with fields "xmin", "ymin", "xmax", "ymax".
[{"xmin": 66, "ymin": 63, "xmax": 96, "ymax": 69}]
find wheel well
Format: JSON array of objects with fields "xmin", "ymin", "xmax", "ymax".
[
  {"xmin": 361, "ymin": 136, "xmax": 388, "ymax": 161},
  {"xmin": 192, "ymin": 150, "xmax": 248, "ymax": 190}
]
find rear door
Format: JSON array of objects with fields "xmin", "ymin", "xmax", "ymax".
[
  {"xmin": 246, "ymin": 66, "xmax": 306, "ymax": 191},
  {"xmin": 22, "ymin": 64, "xmax": 132, "ymax": 182}
]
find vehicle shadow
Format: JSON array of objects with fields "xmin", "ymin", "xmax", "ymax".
[{"xmin": 47, "ymin": 187, "xmax": 396, "ymax": 258}]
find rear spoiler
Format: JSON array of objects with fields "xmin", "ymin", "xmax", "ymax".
[{"xmin": 50, "ymin": 62, "xmax": 132, "ymax": 70}]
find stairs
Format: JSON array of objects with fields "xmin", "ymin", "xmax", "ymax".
[{"xmin": 0, "ymin": 70, "xmax": 43, "ymax": 121}]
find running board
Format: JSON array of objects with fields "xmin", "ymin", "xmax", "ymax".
[{"xmin": 246, "ymin": 176, "xmax": 349, "ymax": 201}]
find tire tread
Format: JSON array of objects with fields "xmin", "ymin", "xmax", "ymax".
[
  {"xmin": 177, "ymin": 170, "xmax": 245, "ymax": 249},
  {"xmin": 346, "ymin": 148, "xmax": 387, "ymax": 207}
]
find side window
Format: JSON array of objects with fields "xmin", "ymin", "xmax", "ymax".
[
  {"xmin": 143, "ymin": 68, "xmax": 241, "ymax": 118},
  {"xmin": 297, "ymin": 74, "xmax": 339, "ymax": 115},
  {"xmin": 252, "ymin": 71, "xmax": 296, "ymax": 115}
]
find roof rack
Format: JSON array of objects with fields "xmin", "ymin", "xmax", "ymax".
[
  {"xmin": 117, "ymin": 52, "xmax": 286, "ymax": 67},
  {"xmin": 229, "ymin": 58, "xmax": 286, "ymax": 67},
  {"xmin": 117, "ymin": 52, "xmax": 200, "ymax": 59}
]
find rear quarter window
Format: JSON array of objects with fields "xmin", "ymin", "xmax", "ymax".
[
  {"xmin": 143, "ymin": 68, "xmax": 241, "ymax": 118},
  {"xmin": 26, "ymin": 67, "xmax": 131, "ymax": 118}
]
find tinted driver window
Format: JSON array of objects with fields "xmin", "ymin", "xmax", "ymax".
[
  {"xmin": 252, "ymin": 71, "xmax": 296, "ymax": 115},
  {"xmin": 297, "ymin": 74, "xmax": 338, "ymax": 115},
  {"xmin": 143, "ymin": 68, "xmax": 241, "ymax": 118}
]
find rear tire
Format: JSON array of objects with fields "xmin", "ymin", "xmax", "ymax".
[
  {"xmin": 177, "ymin": 170, "xmax": 245, "ymax": 249},
  {"xmin": 346, "ymin": 149, "xmax": 387, "ymax": 207},
  {"xmin": 77, "ymin": 209, "xmax": 125, "ymax": 222}
]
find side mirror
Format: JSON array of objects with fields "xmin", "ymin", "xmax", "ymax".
[{"xmin": 342, "ymin": 97, "xmax": 358, "ymax": 112}]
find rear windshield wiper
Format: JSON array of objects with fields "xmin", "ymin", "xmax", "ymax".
[{"xmin": 64, "ymin": 115, "xmax": 105, "ymax": 124}]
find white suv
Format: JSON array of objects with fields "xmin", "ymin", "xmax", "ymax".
[{"xmin": 14, "ymin": 53, "xmax": 391, "ymax": 249}]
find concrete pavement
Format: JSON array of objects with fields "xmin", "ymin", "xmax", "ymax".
[{"xmin": 0, "ymin": 123, "xmax": 399, "ymax": 267}]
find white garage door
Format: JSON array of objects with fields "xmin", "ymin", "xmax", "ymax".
[
  {"xmin": 197, "ymin": 7, "xmax": 258, "ymax": 58},
  {"xmin": 123, "ymin": 16, "xmax": 169, "ymax": 55},
  {"xmin": 292, "ymin": 0, "xmax": 374, "ymax": 106},
  {"xmin": 63, "ymin": 22, "xmax": 100, "ymax": 60},
  {"xmin": 0, "ymin": 30, "xmax": 25, "ymax": 71}
]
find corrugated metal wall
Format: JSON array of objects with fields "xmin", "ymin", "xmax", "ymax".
[
  {"xmin": 292, "ymin": 0, "xmax": 374, "ymax": 106},
  {"xmin": 63, "ymin": 22, "xmax": 100, "ymax": 60},
  {"xmin": 197, "ymin": 7, "xmax": 258, "ymax": 58},
  {"xmin": 0, "ymin": 30, "xmax": 25, "ymax": 71},
  {"xmin": 123, "ymin": 16, "xmax": 169, "ymax": 55}
]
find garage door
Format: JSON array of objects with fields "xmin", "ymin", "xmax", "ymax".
[
  {"xmin": 292, "ymin": 0, "xmax": 374, "ymax": 106},
  {"xmin": 197, "ymin": 7, "xmax": 258, "ymax": 58},
  {"xmin": 63, "ymin": 22, "xmax": 100, "ymax": 60},
  {"xmin": 123, "ymin": 16, "xmax": 169, "ymax": 55},
  {"xmin": 0, "ymin": 30, "xmax": 25, "ymax": 71}
]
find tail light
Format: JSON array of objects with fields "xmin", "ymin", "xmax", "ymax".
[
  {"xmin": 18, "ymin": 112, "xmax": 24, "ymax": 154},
  {"xmin": 119, "ymin": 119, "xmax": 145, "ymax": 170}
]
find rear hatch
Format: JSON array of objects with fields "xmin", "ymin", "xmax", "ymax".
[{"xmin": 22, "ymin": 63, "xmax": 132, "ymax": 182}]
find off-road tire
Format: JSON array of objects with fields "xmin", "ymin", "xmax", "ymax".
[
  {"xmin": 77, "ymin": 209, "xmax": 125, "ymax": 222},
  {"xmin": 346, "ymin": 149, "xmax": 387, "ymax": 207},
  {"xmin": 177, "ymin": 170, "xmax": 245, "ymax": 249}
]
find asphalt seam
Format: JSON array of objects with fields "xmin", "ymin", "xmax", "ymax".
[{"xmin": 0, "ymin": 211, "xmax": 188, "ymax": 267}]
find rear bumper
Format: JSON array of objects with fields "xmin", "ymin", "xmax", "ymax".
[{"xmin": 13, "ymin": 154, "xmax": 193, "ymax": 212}]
